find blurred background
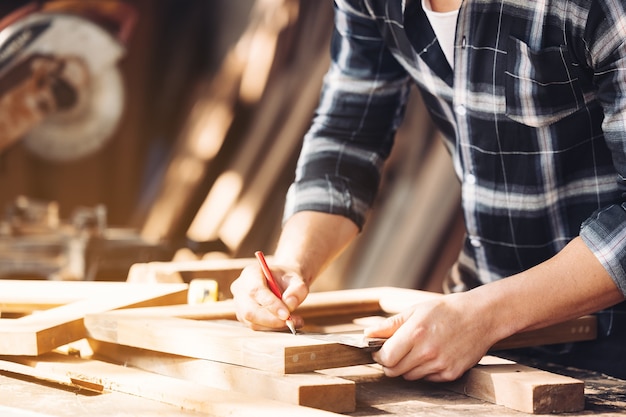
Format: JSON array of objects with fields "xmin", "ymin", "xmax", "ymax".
[{"xmin": 0, "ymin": 0, "xmax": 462, "ymax": 293}]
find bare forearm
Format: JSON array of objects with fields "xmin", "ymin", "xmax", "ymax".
[
  {"xmin": 273, "ymin": 210, "xmax": 359, "ymax": 286},
  {"xmin": 469, "ymin": 236, "xmax": 625, "ymax": 342},
  {"xmin": 366, "ymin": 236, "xmax": 625, "ymax": 382}
]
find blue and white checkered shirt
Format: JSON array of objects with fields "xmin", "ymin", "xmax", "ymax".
[{"xmin": 284, "ymin": 0, "xmax": 626, "ymax": 295}]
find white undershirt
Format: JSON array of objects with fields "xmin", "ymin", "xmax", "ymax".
[{"xmin": 421, "ymin": 0, "xmax": 460, "ymax": 69}]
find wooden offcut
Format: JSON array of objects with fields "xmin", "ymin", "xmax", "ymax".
[{"xmin": 445, "ymin": 356, "xmax": 585, "ymax": 414}]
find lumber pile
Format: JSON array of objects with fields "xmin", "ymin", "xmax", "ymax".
[{"xmin": 0, "ymin": 278, "xmax": 596, "ymax": 415}]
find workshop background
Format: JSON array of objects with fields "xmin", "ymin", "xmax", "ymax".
[{"xmin": 0, "ymin": 0, "xmax": 462, "ymax": 292}]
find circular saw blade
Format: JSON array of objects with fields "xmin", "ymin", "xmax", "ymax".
[
  {"xmin": 23, "ymin": 64, "xmax": 124, "ymax": 162},
  {"xmin": 0, "ymin": 11, "xmax": 125, "ymax": 162}
]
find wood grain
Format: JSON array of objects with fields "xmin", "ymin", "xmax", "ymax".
[
  {"xmin": 320, "ymin": 356, "xmax": 585, "ymax": 414},
  {"xmin": 445, "ymin": 356, "xmax": 585, "ymax": 414},
  {"xmin": 0, "ymin": 353, "xmax": 342, "ymax": 417},
  {"xmin": 85, "ymin": 315, "xmax": 373, "ymax": 374},
  {"xmin": 89, "ymin": 339, "xmax": 356, "ymax": 413}
]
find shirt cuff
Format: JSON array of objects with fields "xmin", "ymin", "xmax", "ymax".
[{"xmin": 580, "ymin": 204, "xmax": 626, "ymax": 296}]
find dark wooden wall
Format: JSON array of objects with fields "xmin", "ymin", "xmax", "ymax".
[{"xmin": 0, "ymin": 0, "xmax": 253, "ymax": 226}]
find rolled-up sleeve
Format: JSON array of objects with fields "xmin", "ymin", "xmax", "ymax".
[
  {"xmin": 579, "ymin": 1, "xmax": 626, "ymax": 295},
  {"xmin": 283, "ymin": 0, "xmax": 411, "ymax": 229}
]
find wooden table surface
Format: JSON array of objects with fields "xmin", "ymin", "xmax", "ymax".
[
  {"xmin": 350, "ymin": 366, "xmax": 626, "ymax": 416},
  {"xmin": 1, "ymin": 356, "xmax": 624, "ymax": 417}
]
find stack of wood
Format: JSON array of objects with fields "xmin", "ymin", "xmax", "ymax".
[{"xmin": 0, "ymin": 277, "xmax": 601, "ymax": 416}]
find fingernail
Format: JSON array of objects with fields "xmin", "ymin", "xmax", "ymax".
[
  {"xmin": 363, "ymin": 327, "xmax": 376, "ymax": 336},
  {"xmin": 277, "ymin": 308, "xmax": 289, "ymax": 320},
  {"xmin": 283, "ymin": 295, "xmax": 298, "ymax": 310}
]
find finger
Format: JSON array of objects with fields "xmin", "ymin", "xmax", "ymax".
[
  {"xmin": 253, "ymin": 284, "xmax": 292, "ymax": 321},
  {"xmin": 279, "ymin": 273, "xmax": 308, "ymax": 312},
  {"xmin": 233, "ymin": 290, "xmax": 287, "ymax": 329},
  {"xmin": 377, "ymin": 346, "xmax": 441, "ymax": 380},
  {"xmin": 231, "ymin": 270, "xmax": 291, "ymax": 328},
  {"xmin": 371, "ymin": 322, "xmax": 419, "ymax": 370},
  {"xmin": 363, "ymin": 310, "xmax": 409, "ymax": 338}
]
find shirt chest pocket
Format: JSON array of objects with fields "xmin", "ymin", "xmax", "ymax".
[{"xmin": 505, "ymin": 36, "xmax": 585, "ymax": 127}]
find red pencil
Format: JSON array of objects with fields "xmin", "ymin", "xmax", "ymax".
[{"xmin": 255, "ymin": 251, "xmax": 296, "ymax": 335}]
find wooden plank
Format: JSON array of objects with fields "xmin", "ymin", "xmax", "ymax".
[
  {"xmin": 320, "ymin": 356, "xmax": 585, "ymax": 414},
  {"xmin": 85, "ymin": 315, "xmax": 373, "ymax": 374},
  {"xmin": 0, "ymin": 357, "xmax": 104, "ymax": 393},
  {"xmin": 491, "ymin": 315, "xmax": 597, "ymax": 351},
  {"xmin": 0, "ymin": 373, "xmax": 204, "ymax": 417},
  {"xmin": 80, "ymin": 286, "xmax": 386, "ymax": 321},
  {"xmin": 444, "ymin": 356, "xmax": 585, "ymax": 414},
  {"xmin": 1, "ymin": 353, "xmax": 341, "ymax": 417},
  {"xmin": 0, "ymin": 281, "xmax": 188, "ymax": 355},
  {"xmin": 89, "ymin": 339, "xmax": 356, "ymax": 413},
  {"xmin": 126, "ymin": 257, "xmax": 257, "ymax": 299},
  {"xmin": 0, "ymin": 280, "xmax": 179, "ymax": 314}
]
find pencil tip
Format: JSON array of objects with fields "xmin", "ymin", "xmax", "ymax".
[{"xmin": 286, "ymin": 319, "xmax": 296, "ymax": 335}]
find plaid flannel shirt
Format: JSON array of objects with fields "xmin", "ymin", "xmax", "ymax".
[{"xmin": 284, "ymin": 0, "xmax": 626, "ymax": 294}]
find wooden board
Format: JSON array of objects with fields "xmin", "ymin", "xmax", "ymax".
[
  {"xmin": 0, "ymin": 373, "xmax": 205, "ymax": 417},
  {"xmin": 0, "ymin": 280, "xmax": 188, "ymax": 355},
  {"xmin": 0, "ymin": 353, "xmax": 341, "ymax": 417},
  {"xmin": 126, "ymin": 257, "xmax": 257, "ymax": 299},
  {"xmin": 325, "ymin": 362, "xmax": 600, "ymax": 416},
  {"xmin": 85, "ymin": 315, "xmax": 374, "ymax": 374},
  {"xmin": 445, "ymin": 356, "xmax": 584, "ymax": 414},
  {"xmin": 89, "ymin": 339, "xmax": 356, "ymax": 413}
]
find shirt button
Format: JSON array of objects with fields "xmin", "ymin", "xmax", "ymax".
[
  {"xmin": 465, "ymin": 174, "xmax": 476, "ymax": 185},
  {"xmin": 455, "ymin": 105, "xmax": 467, "ymax": 116},
  {"xmin": 470, "ymin": 238, "xmax": 481, "ymax": 248}
]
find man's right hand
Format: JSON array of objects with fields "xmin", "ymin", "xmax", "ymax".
[{"xmin": 230, "ymin": 260, "xmax": 308, "ymax": 331}]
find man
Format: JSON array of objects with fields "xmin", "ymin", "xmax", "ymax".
[{"xmin": 230, "ymin": 0, "xmax": 626, "ymax": 381}]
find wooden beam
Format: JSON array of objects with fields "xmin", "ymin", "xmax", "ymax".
[
  {"xmin": 80, "ymin": 286, "xmax": 386, "ymax": 320},
  {"xmin": 0, "ymin": 280, "xmax": 187, "ymax": 355},
  {"xmin": 0, "ymin": 353, "xmax": 342, "ymax": 417},
  {"xmin": 320, "ymin": 356, "xmax": 584, "ymax": 414},
  {"xmin": 85, "ymin": 315, "xmax": 373, "ymax": 374},
  {"xmin": 491, "ymin": 315, "xmax": 597, "ymax": 351},
  {"xmin": 444, "ymin": 356, "xmax": 585, "ymax": 414},
  {"xmin": 89, "ymin": 339, "xmax": 356, "ymax": 413},
  {"xmin": 126, "ymin": 257, "xmax": 257, "ymax": 299}
]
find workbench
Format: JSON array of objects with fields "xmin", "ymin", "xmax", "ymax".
[
  {"xmin": 1, "ymin": 354, "xmax": 624, "ymax": 416},
  {"xmin": 0, "ymin": 278, "xmax": 624, "ymax": 416}
]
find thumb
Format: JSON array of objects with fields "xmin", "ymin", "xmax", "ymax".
[
  {"xmin": 363, "ymin": 311, "xmax": 408, "ymax": 338},
  {"xmin": 280, "ymin": 272, "xmax": 308, "ymax": 312}
]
